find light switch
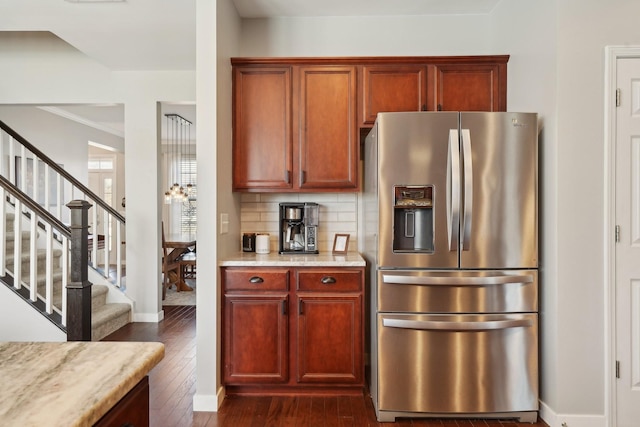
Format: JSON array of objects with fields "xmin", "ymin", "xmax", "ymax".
[{"xmin": 220, "ymin": 213, "xmax": 229, "ymax": 234}]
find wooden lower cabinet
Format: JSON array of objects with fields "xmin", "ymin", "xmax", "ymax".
[
  {"xmin": 94, "ymin": 376, "xmax": 149, "ymax": 427},
  {"xmin": 297, "ymin": 294, "xmax": 363, "ymax": 384},
  {"xmin": 224, "ymin": 295, "xmax": 289, "ymax": 384},
  {"xmin": 222, "ymin": 266, "xmax": 364, "ymax": 395}
]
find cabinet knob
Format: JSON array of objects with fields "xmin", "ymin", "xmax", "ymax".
[
  {"xmin": 321, "ymin": 276, "xmax": 337, "ymax": 285},
  {"xmin": 249, "ymin": 276, "xmax": 264, "ymax": 284}
]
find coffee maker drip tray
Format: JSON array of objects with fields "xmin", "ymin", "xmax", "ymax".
[{"xmin": 279, "ymin": 202, "xmax": 320, "ymax": 254}]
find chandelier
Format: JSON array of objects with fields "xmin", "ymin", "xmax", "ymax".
[{"xmin": 164, "ymin": 113, "xmax": 193, "ymax": 204}]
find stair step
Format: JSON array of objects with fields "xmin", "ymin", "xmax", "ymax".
[
  {"xmin": 91, "ymin": 302, "xmax": 131, "ymax": 341},
  {"xmin": 91, "ymin": 284, "xmax": 109, "ymax": 312},
  {"xmin": 4, "ymin": 230, "xmax": 32, "ymax": 249}
]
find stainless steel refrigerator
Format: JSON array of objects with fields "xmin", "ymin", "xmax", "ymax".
[{"xmin": 362, "ymin": 111, "xmax": 539, "ymax": 423}]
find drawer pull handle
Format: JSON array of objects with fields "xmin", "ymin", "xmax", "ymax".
[
  {"xmin": 321, "ymin": 276, "xmax": 337, "ymax": 285},
  {"xmin": 249, "ymin": 276, "xmax": 264, "ymax": 284}
]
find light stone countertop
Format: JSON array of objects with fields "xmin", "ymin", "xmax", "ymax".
[
  {"xmin": 219, "ymin": 251, "xmax": 366, "ymax": 267},
  {"xmin": 0, "ymin": 341, "xmax": 165, "ymax": 427}
]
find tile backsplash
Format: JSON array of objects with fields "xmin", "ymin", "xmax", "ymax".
[{"xmin": 240, "ymin": 193, "xmax": 359, "ymax": 254}]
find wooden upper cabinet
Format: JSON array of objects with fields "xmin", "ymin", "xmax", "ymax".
[
  {"xmin": 361, "ymin": 65, "xmax": 427, "ymax": 126},
  {"xmin": 231, "ymin": 56, "xmax": 508, "ymax": 192},
  {"xmin": 432, "ymin": 62, "xmax": 507, "ymax": 112},
  {"xmin": 232, "ymin": 66, "xmax": 292, "ymax": 191},
  {"xmin": 297, "ymin": 66, "xmax": 358, "ymax": 190}
]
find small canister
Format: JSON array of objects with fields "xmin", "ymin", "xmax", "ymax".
[
  {"xmin": 255, "ymin": 233, "xmax": 270, "ymax": 254},
  {"xmin": 242, "ymin": 233, "xmax": 256, "ymax": 252}
]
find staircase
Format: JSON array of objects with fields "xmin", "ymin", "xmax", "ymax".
[
  {"xmin": 1, "ymin": 118, "xmax": 129, "ymax": 341},
  {"xmin": 5, "ymin": 211, "xmax": 131, "ymax": 341}
]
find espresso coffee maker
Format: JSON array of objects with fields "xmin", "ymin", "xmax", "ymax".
[{"xmin": 279, "ymin": 202, "xmax": 319, "ymax": 254}]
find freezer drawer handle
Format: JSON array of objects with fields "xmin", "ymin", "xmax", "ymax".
[
  {"xmin": 382, "ymin": 274, "xmax": 533, "ymax": 286},
  {"xmin": 382, "ymin": 317, "xmax": 533, "ymax": 331}
]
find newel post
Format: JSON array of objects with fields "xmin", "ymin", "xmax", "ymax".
[{"xmin": 66, "ymin": 200, "xmax": 92, "ymax": 341}]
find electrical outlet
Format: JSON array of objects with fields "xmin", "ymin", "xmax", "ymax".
[{"xmin": 220, "ymin": 213, "xmax": 229, "ymax": 234}]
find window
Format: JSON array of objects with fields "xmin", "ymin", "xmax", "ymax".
[
  {"xmin": 180, "ymin": 155, "xmax": 197, "ymax": 234},
  {"xmin": 88, "ymin": 158, "xmax": 114, "ymax": 170}
]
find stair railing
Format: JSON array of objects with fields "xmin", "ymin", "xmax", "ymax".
[
  {"xmin": 0, "ymin": 120, "xmax": 125, "ymax": 288},
  {"xmin": 0, "ymin": 175, "xmax": 70, "ymax": 327}
]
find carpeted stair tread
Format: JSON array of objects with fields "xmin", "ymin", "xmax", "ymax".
[
  {"xmin": 91, "ymin": 284, "xmax": 109, "ymax": 312},
  {"xmin": 91, "ymin": 302, "xmax": 131, "ymax": 341},
  {"xmin": 5, "ymin": 248, "xmax": 64, "ymax": 263}
]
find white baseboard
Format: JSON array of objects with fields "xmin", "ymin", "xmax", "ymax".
[
  {"xmin": 193, "ymin": 388, "xmax": 224, "ymax": 412},
  {"xmin": 539, "ymin": 401, "xmax": 607, "ymax": 427},
  {"xmin": 132, "ymin": 311, "xmax": 163, "ymax": 322}
]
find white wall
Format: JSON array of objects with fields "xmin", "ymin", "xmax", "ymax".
[
  {"xmin": 0, "ymin": 284, "xmax": 66, "ymax": 341},
  {"xmin": 552, "ymin": 0, "xmax": 640, "ymax": 421},
  {"xmin": 0, "ymin": 106, "xmax": 96, "ymax": 184},
  {"xmin": 240, "ymin": 15, "xmax": 492, "ymax": 57},
  {"xmin": 193, "ymin": 0, "xmax": 242, "ymax": 412}
]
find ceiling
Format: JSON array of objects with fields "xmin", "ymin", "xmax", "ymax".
[{"xmin": 0, "ymin": 0, "xmax": 500, "ymax": 140}]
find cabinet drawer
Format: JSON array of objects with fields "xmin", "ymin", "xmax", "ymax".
[
  {"xmin": 224, "ymin": 269, "xmax": 289, "ymax": 291},
  {"xmin": 297, "ymin": 270, "xmax": 362, "ymax": 292}
]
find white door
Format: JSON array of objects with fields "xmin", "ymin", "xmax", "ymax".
[{"xmin": 615, "ymin": 56, "xmax": 640, "ymax": 426}]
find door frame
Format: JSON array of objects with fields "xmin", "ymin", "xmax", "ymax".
[{"xmin": 604, "ymin": 45, "xmax": 640, "ymax": 427}]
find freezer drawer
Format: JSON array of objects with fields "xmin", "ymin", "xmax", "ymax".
[
  {"xmin": 378, "ymin": 269, "xmax": 538, "ymax": 313},
  {"xmin": 376, "ymin": 313, "xmax": 538, "ymax": 415}
]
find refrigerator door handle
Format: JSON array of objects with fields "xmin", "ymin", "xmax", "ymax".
[
  {"xmin": 461, "ymin": 129, "xmax": 473, "ymax": 251},
  {"xmin": 382, "ymin": 317, "xmax": 533, "ymax": 331},
  {"xmin": 382, "ymin": 274, "xmax": 534, "ymax": 286},
  {"xmin": 447, "ymin": 130, "xmax": 460, "ymax": 251}
]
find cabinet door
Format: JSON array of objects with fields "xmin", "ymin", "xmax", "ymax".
[
  {"xmin": 297, "ymin": 66, "xmax": 359, "ymax": 190},
  {"xmin": 94, "ymin": 377, "xmax": 149, "ymax": 427},
  {"xmin": 296, "ymin": 295, "xmax": 363, "ymax": 384},
  {"xmin": 432, "ymin": 63, "xmax": 507, "ymax": 112},
  {"xmin": 233, "ymin": 67, "xmax": 293, "ymax": 191},
  {"xmin": 224, "ymin": 295, "xmax": 289, "ymax": 383},
  {"xmin": 361, "ymin": 65, "xmax": 428, "ymax": 126}
]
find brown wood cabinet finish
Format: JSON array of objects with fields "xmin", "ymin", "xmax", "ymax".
[
  {"xmin": 222, "ymin": 266, "xmax": 365, "ymax": 395},
  {"xmin": 433, "ymin": 62, "xmax": 507, "ymax": 112},
  {"xmin": 223, "ymin": 268, "xmax": 289, "ymax": 384},
  {"xmin": 94, "ymin": 376, "xmax": 150, "ymax": 427},
  {"xmin": 232, "ymin": 66, "xmax": 292, "ymax": 191},
  {"xmin": 224, "ymin": 295, "xmax": 289, "ymax": 384},
  {"xmin": 361, "ymin": 65, "xmax": 428, "ymax": 126},
  {"xmin": 231, "ymin": 56, "xmax": 508, "ymax": 192},
  {"xmin": 297, "ymin": 66, "xmax": 358, "ymax": 190}
]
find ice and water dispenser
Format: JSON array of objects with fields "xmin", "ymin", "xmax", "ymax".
[{"xmin": 393, "ymin": 186, "xmax": 434, "ymax": 252}]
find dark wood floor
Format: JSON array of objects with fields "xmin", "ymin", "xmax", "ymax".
[{"xmin": 103, "ymin": 306, "xmax": 550, "ymax": 427}]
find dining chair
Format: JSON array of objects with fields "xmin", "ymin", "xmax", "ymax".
[{"xmin": 161, "ymin": 222, "xmax": 181, "ymax": 300}]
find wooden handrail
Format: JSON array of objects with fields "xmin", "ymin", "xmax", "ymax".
[{"xmin": 0, "ymin": 119, "xmax": 125, "ymax": 224}]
